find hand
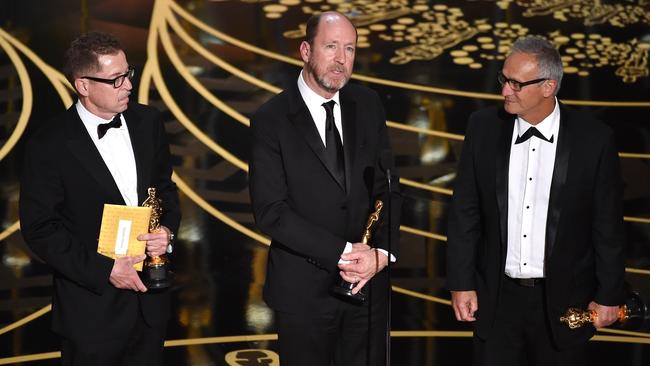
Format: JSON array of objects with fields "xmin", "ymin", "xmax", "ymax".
[
  {"xmin": 338, "ymin": 245, "xmax": 388, "ymax": 294},
  {"xmin": 109, "ymin": 255, "xmax": 147, "ymax": 292},
  {"xmin": 137, "ymin": 226, "xmax": 170, "ymax": 257},
  {"xmin": 588, "ymin": 301, "xmax": 620, "ymax": 328},
  {"xmin": 451, "ymin": 290, "xmax": 478, "ymax": 322}
]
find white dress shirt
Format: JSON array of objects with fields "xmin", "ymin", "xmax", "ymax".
[
  {"xmin": 505, "ymin": 99, "xmax": 560, "ymax": 279},
  {"xmin": 297, "ymin": 71, "xmax": 343, "ymax": 146},
  {"xmin": 76, "ymin": 101, "xmax": 139, "ymax": 207}
]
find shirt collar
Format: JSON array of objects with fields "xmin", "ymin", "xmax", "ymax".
[
  {"xmin": 516, "ymin": 97, "xmax": 559, "ymax": 142},
  {"xmin": 297, "ymin": 70, "xmax": 340, "ymax": 109}
]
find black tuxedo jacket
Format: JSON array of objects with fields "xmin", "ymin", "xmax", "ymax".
[
  {"xmin": 20, "ymin": 102, "xmax": 180, "ymax": 343},
  {"xmin": 447, "ymin": 103, "xmax": 625, "ymax": 348},
  {"xmin": 250, "ymin": 81, "xmax": 401, "ymax": 314}
]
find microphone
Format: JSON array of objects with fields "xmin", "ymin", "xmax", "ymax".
[
  {"xmin": 379, "ymin": 150, "xmax": 394, "ymax": 191},
  {"xmin": 379, "ymin": 149, "xmax": 394, "ymax": 366}
]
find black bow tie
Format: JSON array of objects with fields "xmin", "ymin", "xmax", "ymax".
[
  {"xmin": 515, "ymin": 126, "xmax": 553, "ymax": 144},
  {"xmin": 97, "ymin": 114, "xmax": 122, "ymax": 139}
]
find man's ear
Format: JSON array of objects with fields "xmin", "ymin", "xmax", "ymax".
[
  {"xmin": 74, "ymin": 78, "xmax": 89, "ymax": 97},
  {"xmin": 543, "ymin": 79, "xmax": 557, "ymax": 98},
  {"xmin": 299, "ymin": 41, "xmax": 311, "ymax": 63}
]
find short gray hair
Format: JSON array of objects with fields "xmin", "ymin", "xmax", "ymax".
[{"xmin": 510, "ymin": 35, "xmax": 563, "ymax": 95}]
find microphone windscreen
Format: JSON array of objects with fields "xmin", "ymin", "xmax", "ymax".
[{"xmin": 379, "ymin": 149, "xmax": 394, "ymax": 172}]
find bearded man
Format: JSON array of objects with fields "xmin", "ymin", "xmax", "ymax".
[{"xmin": 249, "ymin": 11, "xmax": 401, "ymax": 366}]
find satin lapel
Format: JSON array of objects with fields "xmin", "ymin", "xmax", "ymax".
[
  {"xmin": 123, "ymin": 108, "xmax": 150, "ymax": 205},
  {"xmin": 495, "ymin": 110, "xmax": 515, "ymax": 261},
  {"xmin": 64, "ymin": 108, "xmax": 124, "ymax": 204},
  {"xmin": 289, "ymin": 90, "xmax": 346, "ymax": 191},
  {"xmin": 340, "ymin": 90, "xmax": 357, "ymax": 194},
  {"xmin": 545, "ymin": 105, "xmax": 571, "ymax": 259}
]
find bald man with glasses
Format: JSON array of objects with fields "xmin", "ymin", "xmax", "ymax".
[
  {"xmin": 20, "ymin": 32, "xmax": 180, "ymax": 366},
  {"xmin": 447, "ymin": 35, "xmax": 625, "ymax": 366}
]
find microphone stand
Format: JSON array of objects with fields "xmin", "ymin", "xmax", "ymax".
[{"xmin": 382, "ymin": 153, "xmax": 394, "ymax": 366}]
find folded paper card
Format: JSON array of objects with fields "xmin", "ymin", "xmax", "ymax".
[{"xmin": 97, "ymin": 204, "xmax": 152, "ymax": 271}]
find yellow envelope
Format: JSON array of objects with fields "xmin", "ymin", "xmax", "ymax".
[{"xmin": 97, "ymin": 204, "xmax": 152, "ymax": 271}]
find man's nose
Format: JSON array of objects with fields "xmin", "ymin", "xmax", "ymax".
[
  {"xmin": 334, "ymin": 48, "xmax": 345, "ymax": 64},
  {"xmin": 122, "ymin": 76, "xmax": 133, "ymax": 90},
  {"xmin": 501, "ymin": 83, "xmax": 513, "ymax": 96}
]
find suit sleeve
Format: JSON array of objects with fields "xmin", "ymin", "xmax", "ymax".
[
  {"xmin": 150, "ymin": 109, "xmax": 181, "ymax": 236},
  {"xmin": 446, "ymin": 114, "xmax": 482, "ymax": 291},
  {"xmin": 591, "ymin": 129, "xmax": 625, "ymax": 306},
  {"xmin": 249, "ymin": 109, "xmax": 348, "ymax": 270},
  {"xmin": 19, "ymin": 136, "xmax": 114, "ymax": 295}
]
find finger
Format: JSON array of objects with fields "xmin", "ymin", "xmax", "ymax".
[
  {"xmin": 457, "ymin": 303, "xmax": 469, "ymax": 321},
  {"xmin": 134, "ymin": 276, "xmax": 147, "ymax": 292},
  {"xmin": 339, "ymin": 271, "xmax": 358, "ymax": 283},
  {"xmin": 338, "ymin": 263, "xmax": 361, "ymax": 273},
  {"xmin": 351, "ymin": 278, "xmax": 368, "ymax": 294},
  {"xmin": 451, "ymin": 303, "xmax": 460, "ymax": 320},
  {"xmin": 469, "ymin": 299, "xmax": 479, "ymax": 317}
]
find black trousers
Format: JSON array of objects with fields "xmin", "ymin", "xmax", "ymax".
[
  {"xmin": 60, "ymin": 308, "xmax": 166, "ymax": 366},
  {"xmin": 275, "ymin": 295, "xmax": 387, "ymax": 366},
  {"xmin": 473, "ymin": 276, "xmax": 587, "ymax": 366}
]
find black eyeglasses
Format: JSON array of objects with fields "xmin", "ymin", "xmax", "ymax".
[
  {"xmin": 81, "ymin": 66, "xmax": 135, "ymax": 88},
  {"xmin": 497, "ymin": 72, "xmax": 547, "ymax": 92}
]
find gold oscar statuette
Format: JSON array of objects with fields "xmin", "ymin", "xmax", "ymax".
[
  {"xmin": 141, "ymin": 187, "xmax": 172, "ymax": 289},
  {"xmin": 330, "ymin": 200, "xmax": 384, "ymax": 303},
  {"xmin": 560, "ymin": 306, "xmax": 630, "ymax": 329}
]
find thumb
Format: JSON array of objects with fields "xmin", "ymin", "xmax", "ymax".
[{"xmin": 131, "ymin": 255, "xmax": 147, "ymax": 264}]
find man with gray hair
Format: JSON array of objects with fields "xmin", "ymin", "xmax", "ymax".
[{"xmin": 447, "ymin": 35, "xmax": 625, "ymax": 365}]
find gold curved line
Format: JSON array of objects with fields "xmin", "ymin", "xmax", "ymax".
[
  {"xmin": 391, "ymin": 330, "xmax": 473, "ymax": 337},
  {"xmin": 625, "ymin": 267, "xmax": 650, "ymax": 275},
  {"xmin": 0, "ymin": 221, "xmax": 20, "ymax": 242},
  {"xmin": 1, "ymin": 331, "xmax": 649, "ymax": 364},
  {"xmin": 0, "ymin": 33, "xmax": 33, "ymax": 163},
  {"xmin": 400, "ymin": 225, "xmax": 448, "ymax": 242},
  {"xmin": 623, "ymin": 216, "xmax": 650, "ymax": 224},
  {"xmin": 161, "ymin": 10, "xmax": 251, "ymax": 127},
  {"xmin": 0, "ymin": 352, "xmax": 60, "ymax": 365},
  {"xmin": 591, "ymin": 334, "xmax": 650, "ymax": 345},
  {"xmin": 598, "ymin": 328, "xmax": 650, "ymax": 339},
  {"xmin": 619, "ymin": 152, "xmax": 650, "ymax": 159},
  {"xmin": 173, "ymin": 172, "xmax": 271, "ymax": 245},
  {"xmin": 164, "ymin": 334, "xmax": 278, "ymax": 347},
  {"xmin": 385, "ymin": 121, "xmax": 464, "ymax": 140},
  {"xmin": 165, "ymin": 1, "xmax": 649, "ymax": 211},
  {"xmin": 0, "ymin": 304, "xmax": 51, "ymax": 337},
  {"xmin": 151, "ymin": 60, "xmax": 249, "ymax": 172},
  {"xmin": 145, "ymin": 14, "xmax": 248, "ymax": 172},
  {"xmin": 392, "ymin": 286, "xmax": 452, "ymax": 305},
  {"xmin": 0, "ymin": 28, "xmax": 73, "ymax": 107},
  {"xmin": 168, "ymin": 10, "xmax": 469, "ymax": 142},
  {"xmin": 400, "ymin": 178, "xmax": 453, "ymax": 196},
  {"xmin": 168, "ymin": 1, "xmax": 650, "ymax": 108}
]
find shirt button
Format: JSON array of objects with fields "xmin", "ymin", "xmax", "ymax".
[
  {"xmin": 523, "ymin": 263, "xmax": 527, "ymax": 266},
  {"xmin": 529, "ymin": 178, "xmax": 532, "ymax": 181},
  {"xmin": 532, "ymin": 148, "xmax": 536, "ymax": 152},
  {"xmin": 523, "ymin": 234, "xmax": 527, "ymax": 238},
  {"xmin": 526, "ymin": 206, "xmax": 530, "ymax": 209}
]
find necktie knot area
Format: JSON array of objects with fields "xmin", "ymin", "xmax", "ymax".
[
  {"xmin": 97, "ymin": 114, "xmax": 122, "ymax": 139},
  {"xmin": 515, "ymin": 126, "xmax": 553, "ymax": 144},
  {"xmin": 322, "ymin": 100, "xmax": 336, "ymax": 131}
]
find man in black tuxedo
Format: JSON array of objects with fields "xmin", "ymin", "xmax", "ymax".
[
  {"xmin": 249, "ymin": 11, "xmax": 401, "ymax": 366},
  {"xmin": 19, "ymin": 32, "xmax": 180, "ymax": 366},
  {"xmin": 447, "ymin": 35, "xmax": 625, "ymax": 366}
]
